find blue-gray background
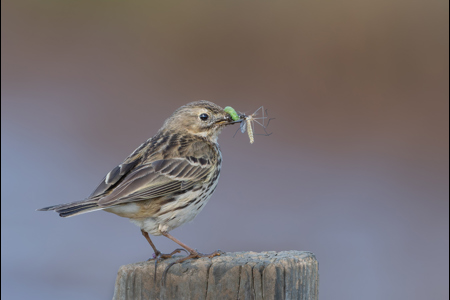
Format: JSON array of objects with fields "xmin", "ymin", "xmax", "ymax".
[{"xmin": 2, "ymin": 1, "xmax": 448, "ymax": 299}]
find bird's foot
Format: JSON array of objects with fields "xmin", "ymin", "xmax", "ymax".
[
  {"xmin": 162, "ymin": 249, "xmax": 224, "ymax": 286},
  {"xmin": 148, "ymin": 248, "xmax": 188, "ymax": 282},
  {"xmin": 190, "ymin": 249, "xmax": 225, "ymax": 260},
  {"xmin": 148, "ymin": 248, "xmax": 188, "ymax": 261}
]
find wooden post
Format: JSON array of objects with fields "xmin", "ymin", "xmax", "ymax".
[{"xmin": 113, "ymin": 251, "xmax": 319, "ymax": 300}]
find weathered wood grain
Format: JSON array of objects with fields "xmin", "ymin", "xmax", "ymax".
[{"xmin": 113, "ymin": 251, "xmax": 318, "ymax": 300}]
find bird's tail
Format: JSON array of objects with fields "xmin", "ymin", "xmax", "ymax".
[{"xmin": 37, "ymin": 199, "xmax": 103, "ymax": 218}]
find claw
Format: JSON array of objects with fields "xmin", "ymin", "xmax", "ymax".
[
  {"xmin": 147, "ymin": 248, "xmax": 190, "ymax": 283},
  {"xmin": 159, "ymin": 248, "xmax": 188, "ymax": 259}
]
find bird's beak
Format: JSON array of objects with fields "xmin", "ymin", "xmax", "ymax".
[{"xmin": 215, "ymin": 113, "xmax": 238, "ymax": 126}]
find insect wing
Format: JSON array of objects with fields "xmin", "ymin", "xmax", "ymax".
[{"xmin": 240, "ymin": 120, "xmax": 247, "ymax": 133}]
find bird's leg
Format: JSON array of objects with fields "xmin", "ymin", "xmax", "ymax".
[
  {"xmin": 141, "ymin": 229, "xmax": 187, "ymax": 259},
  {"xmin": 161, "ymin": 231, "xmax": 224, "ymax": 258},
  {"xmin": 141, "ymin": 229, "xmax": 188, "ymax": 283},
  {"xmin": 141, "ymin": 229, "xmax": 159, "ymax": 254},
  {"xmin": 160, "ymin": 231, "xmax": 224, "ymax": 285}
]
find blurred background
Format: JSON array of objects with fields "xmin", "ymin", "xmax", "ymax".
[{"xmin": 2, "ymin": 1, "xmax": 448, "ymax": 299}]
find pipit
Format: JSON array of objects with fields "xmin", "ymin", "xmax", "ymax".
[{"xmin": 38, "ymin": 100, "xmax": 238, "ymax": 271}]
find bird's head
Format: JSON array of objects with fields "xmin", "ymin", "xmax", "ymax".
[{"xmin": 161, "ymin": 100, "xmax": 236, "ymax": 142}]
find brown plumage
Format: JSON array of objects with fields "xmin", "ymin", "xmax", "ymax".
[{"xmin": 38, "ymin": 100, "xmax": 238, "ymax": 268}]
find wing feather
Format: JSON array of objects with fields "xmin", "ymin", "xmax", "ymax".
[
  {"xmin": 97, "ymin": 158, "xmax": 212, "ymax": 207},
  {"xmin": 89, "ymin": 160, "xmax": 140, "ymax": 198}
]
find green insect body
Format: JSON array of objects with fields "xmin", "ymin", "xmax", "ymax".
[{"xmin": 224, "ymin": 106, "xmax": 240, "ymax": 121}]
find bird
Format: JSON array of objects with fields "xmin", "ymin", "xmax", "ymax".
[{"xmin": 38, "ymin": 100, "xmax": 239, "ymax": 267}]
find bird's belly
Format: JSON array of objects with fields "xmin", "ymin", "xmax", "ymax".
[{"xmin": 135, "ymin": 179, "xmax": 219, "ymax": 235}]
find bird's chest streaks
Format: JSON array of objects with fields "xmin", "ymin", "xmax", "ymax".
[
  {"xmin": 157, "ymin": 167, "xmax": 221, "ymax": 230},
  {"xmin": 137, "ymin": 149, "xmax": 222, "ymax": 235}
]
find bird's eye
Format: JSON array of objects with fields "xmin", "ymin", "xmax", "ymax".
[{"xmin": 199, "ymin": 113, "xmax": 209, "ymax": 121}]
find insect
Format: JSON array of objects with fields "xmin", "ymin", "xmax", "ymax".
[
  {"xmin": 224, "ymin": 106, "xmax": 240, "ymax": 121},
  {"xmin": 239, "ymin": 115, "xmax": 255, "ymax": 143},
  {"xmin": 234, "ymin": 106, "xmax": 274, "ymax": 144},
  {"xmin": 246, "ymin": 117, "xmax": 254, "ymax": 144}
]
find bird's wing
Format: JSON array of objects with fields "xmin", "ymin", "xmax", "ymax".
[
  {"xmin": 89, "ymin": 160, "xmax": 141, "ymax": 198},
  {"xmin": 96, "ymin": 141, "xmax": 215, "ymax": 207},
  {"xmin": 89, "ymin": 140, "xmax": 150, "ymax": 198},
  {"xmin": 97, "ymin": 157, "xmax": 212, "ymax": 207}
]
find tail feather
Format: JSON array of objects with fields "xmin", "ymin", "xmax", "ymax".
[{"xmin": 37, "ymin": 199, "xmax": 102, "ymax": 218}]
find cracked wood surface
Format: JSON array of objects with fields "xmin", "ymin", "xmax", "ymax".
[{"xmin": 113, "ymin": 251, "xmax": 319, "ymax": 300}]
